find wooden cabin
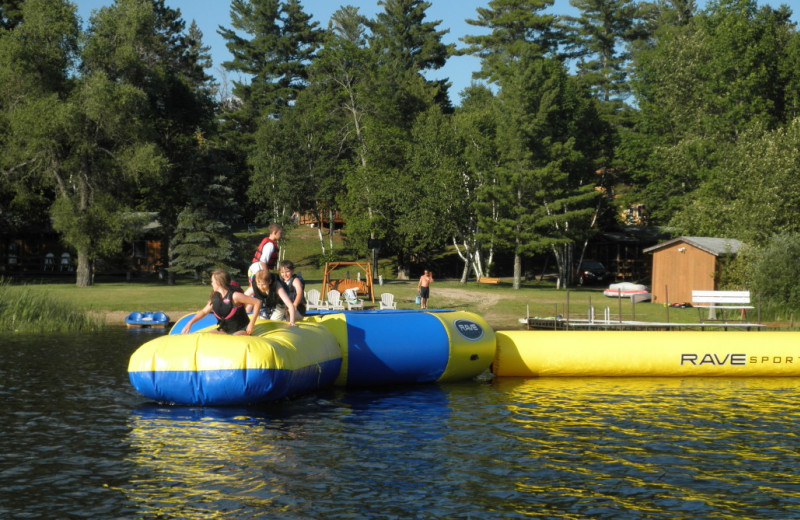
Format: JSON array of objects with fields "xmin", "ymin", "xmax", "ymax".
[{"xmin": 643, "ymin": 237, "xmax": 743, "ymax": 304}]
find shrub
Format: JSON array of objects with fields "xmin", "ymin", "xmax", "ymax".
[
  {"xmin": 0, "ymin": 279, "xmax": 105, "ymax": 333},
  {"xmin": 750, "ymin": 233, "xmax": 800, "ymax": 307}
]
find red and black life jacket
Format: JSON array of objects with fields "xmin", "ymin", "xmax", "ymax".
[
  {"xmin": 251, "ymin": 237, "xmax": 279, "ymax": 270},
  {"xmin": 211, "ymin": 288, "xmax": 249, "ymax": 334}
]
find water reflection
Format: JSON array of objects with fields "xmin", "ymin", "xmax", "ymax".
[
  {"xmin": 122, "ymin": 386, "xmax": 456, "ymax": 519},
  {"xmin": 488, "ymin": 378, "xmax": 800, "ymax": 519}
]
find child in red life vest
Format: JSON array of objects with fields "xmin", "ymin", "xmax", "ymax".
[{"xmin": 245, "ymin": 223, "xmax": 283, "ymax": 297}]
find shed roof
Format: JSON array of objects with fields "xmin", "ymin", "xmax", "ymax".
[{"xmin": 643, "ymin": 236, "xmax": 743, "ymax": 256}]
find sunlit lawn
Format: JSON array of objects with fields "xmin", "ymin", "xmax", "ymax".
[
  {"xmin": 10, "ymin": 225, "xmax": 759, "ymax": 330},
  {"xmin": 25, "ymin": 277, "xmax": 705, "ymax": 330}
]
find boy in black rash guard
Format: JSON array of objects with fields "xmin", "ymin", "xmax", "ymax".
[
  {"xmin": 181, "ymin": 270, "xmax": 261, "ymax": 335},
  {"xmin": 250, "ymin": 270, "xmax": 297, "ymax": 326},
  {"xmin": 279, "ymin": 260, "xmax": 306, "ymax": 318}
]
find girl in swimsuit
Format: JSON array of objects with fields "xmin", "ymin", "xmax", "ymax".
[{"xmin": 181, "ymin": 270, "xmax": 262, "ymax": 335}]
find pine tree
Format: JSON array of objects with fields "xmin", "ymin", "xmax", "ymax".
[
  {"xmin": 463, "ymin": 0, "xmax": 566, "ymax": 83},
  {"xmin": 219, "ymin": 0, "xmax": 322, "ymax": 122},
  {"xmin": 170, "ymin": 206, "xmax": 241, "ymax": 281},
  {"xmin": 488, "ymin": 55, "xmax": 600, "ymax": 288}
]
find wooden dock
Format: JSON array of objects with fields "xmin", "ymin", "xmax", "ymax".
[{"xmin": 521, "ymin": 317, "xmax": 765, "ymax": 331}]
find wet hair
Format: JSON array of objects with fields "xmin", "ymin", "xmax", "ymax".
[
  {"xmin": 210, "ymin": 269, "xmax": 232, "ymax": 299},
  {"xmin": 279, "ymin": 259, "xmax": 294, "ymax": 272}
]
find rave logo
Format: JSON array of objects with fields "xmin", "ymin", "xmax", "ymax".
[{"xmin": 454, "ymin": 319, "xmax": 484, "ymax": 341}]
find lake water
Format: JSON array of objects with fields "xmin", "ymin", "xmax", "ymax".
[{"xmin": 2, "ymin": 329, "xmax": 800, "ymax": 519}]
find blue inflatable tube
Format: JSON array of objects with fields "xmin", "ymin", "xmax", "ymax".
[{"xmin": 309, "ymin": 310, "xmax": 496, "ymax": 386}]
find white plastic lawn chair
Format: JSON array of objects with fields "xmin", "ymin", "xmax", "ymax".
[
  {"xmin": 379, "ymin": 293, "xmax": 397, "ymax": 310},
  {"xmin": 306, "ymin": 289, "xmax": 323, "ymax": 310},
  {"xmin": 327, "ymin": 289, "xmax": 345, "ymax": 310}
]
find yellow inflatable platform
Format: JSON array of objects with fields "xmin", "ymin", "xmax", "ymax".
[{"xmin": 494, "ymin": 330, "xmax": 800, "ymax": 377}]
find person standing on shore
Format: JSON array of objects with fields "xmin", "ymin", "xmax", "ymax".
[{"xmin": 417, "ymin": 269, "xmax": 434, "ymax": 310}]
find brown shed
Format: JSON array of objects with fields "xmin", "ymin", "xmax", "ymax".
[{"xmin": 643, "ymin": 237, "xmax": 743, "ymax": 304}]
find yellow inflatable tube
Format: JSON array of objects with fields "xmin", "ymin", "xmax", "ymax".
[{"xmin": 494, "ymin": 330, "xmax": 800, "ymax": 377}]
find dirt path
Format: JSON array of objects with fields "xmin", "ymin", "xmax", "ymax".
[{"xmin": 433, "ymin": 287, "xmax": 503, "ymax": 306}]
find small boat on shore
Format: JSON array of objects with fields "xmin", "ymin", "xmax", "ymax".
[
  {"xmin": 125, "ymin": 311, "xmax": 170, "ymax": 329},
  {"xmin": 603, "ymin": 282, "xmax": 651, "ymax": 302}
]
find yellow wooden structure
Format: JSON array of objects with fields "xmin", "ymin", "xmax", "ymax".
[{"xmin": 321, "ymin": 262, "xmax": 375, "ymax": 303}]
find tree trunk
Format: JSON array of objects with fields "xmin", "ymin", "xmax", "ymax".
[
  {"xmin": 396, "ymin": 252, "xmax": 409, "ymax": 280},
  {"xmin": 327, "ymin": 206, "xmax": 334, "ymax": 248},
  {"xmin": 75, "ymin": 249, "xmax": 92, "ymax": 287},
  {"xmin": 460, "ymin": 260, "xmax": 470, "ymax": 284},
  {"xmin": 452, "ymin": 237, "xmax": 472, "ymax": 284}
]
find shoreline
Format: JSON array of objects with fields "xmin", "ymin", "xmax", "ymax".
[{"xmin": 95, "ymin": 310, "xmax": 792, "ymax": 332}]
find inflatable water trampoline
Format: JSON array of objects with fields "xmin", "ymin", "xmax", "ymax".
[{"xmin": 128, "ymin": 310, "xmax": 496, "ymax": 405}]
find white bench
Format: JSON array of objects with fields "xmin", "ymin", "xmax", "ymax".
[{"xmin": 691, "ymin": 290, "xmax": 754, "ymax": 321}]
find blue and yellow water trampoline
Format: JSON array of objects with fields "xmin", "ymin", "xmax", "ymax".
[{"xmin": 128, "ymin": 310, "xmax": 496, "ymax": 406}]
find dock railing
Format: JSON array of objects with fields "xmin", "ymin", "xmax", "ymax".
[{"xmin": 523, "ymin": 290, "xmax": 764, "ymax": 331}]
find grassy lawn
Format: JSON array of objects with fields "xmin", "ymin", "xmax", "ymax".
[
  {"xmin": 29, "ymin": 277, "xmax": 704, "ymax": 331},
  {"xmin": 9, "ymin": 224, "xmax": 751, "ymax": 330}
]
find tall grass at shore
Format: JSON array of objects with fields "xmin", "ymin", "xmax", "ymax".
[{"xmin": 0, "ymin": 279, "xmax": 105, "ymax": 333}]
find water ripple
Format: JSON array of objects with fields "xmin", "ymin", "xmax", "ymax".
[{"xmin": 4, "ymin": 332, "xmax": 800, "ymax": 518}]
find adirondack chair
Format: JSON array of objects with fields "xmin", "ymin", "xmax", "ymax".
[
  {"xmin": 379, "ymin": 292, "xmax": 397, "ymax": 310},
  {"xmin": 343, "ymin": 288, "xmax": 363, "ymax": 310},
  {"xmin": 306, "ymin": 289, "xmax": 323, "ymax": 310},
  {"xmin": 327, "ymin": 289, "xmax": 345, "ymax": 310}
]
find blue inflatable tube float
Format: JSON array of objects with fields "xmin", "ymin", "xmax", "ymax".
[
  {"xmin": 308, "ymin": 310, "xmax": 496, "ymax": 386},
  {"xmin": 128, "ymin": 320, "xmax": 342, "ymax": 405}
]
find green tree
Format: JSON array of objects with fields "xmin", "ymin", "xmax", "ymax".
[
  {"xmin": 566, "ymin": 0, "xmax": 640, "ymax": 102},
  {"xmin": 170, "ymin": 206, "xmax": 241, "ymax": 281},
  {"xmin": 463, "ymin": 0, "xmax": 565, "ymax": 84},
  {"xmin": 625, "ymin": 0, "xmax": 795, "ymax": 224},
  {"xmin": 309, "ymin": 3, "xmax": 451, "ymax": 277},
  {"xmin": 488, "ymin": 56, "xmax": 600, "ymax": 288},
  {"xmin": 750, "ymin": 233, "xmax": 800, "ymax": 308},
  {"xmin": 348, "ymin": 0, "xmax": 452, "ymax": 277},
  {"xmin": 0, "ymin": 0, "xmax": 167, "ymax": 286},
  {"xmin": 671, "ymin": 119, "xmax": 800, "ymax": 244},
  {"xmin": 219, "ymin": 0, "xmax": 322, "ymax": 227},
  {"xmin": 453, "ymin": 85, "xmax": 501, "ymax": 282},
  {"xmin": 399, "ymin": 106, "xmax": 462, "ymax": 267},
  {"xmin": 219, "ymin": 0, "xmax": 321, "ymax": 122},
  {"xmin": 101, "ymin": 2, "xmax": 221, "ymax": 285},
  {"xmin": 0, "ymin": 0, "xmax": 23, "ymax": 30},
  {"xmin": 252, "ymin": 83, "xmax": 344, "ymax": 251},
  {"xmin": 368, "ymin": 0, "xmax": 454, "ymax": 110}
]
